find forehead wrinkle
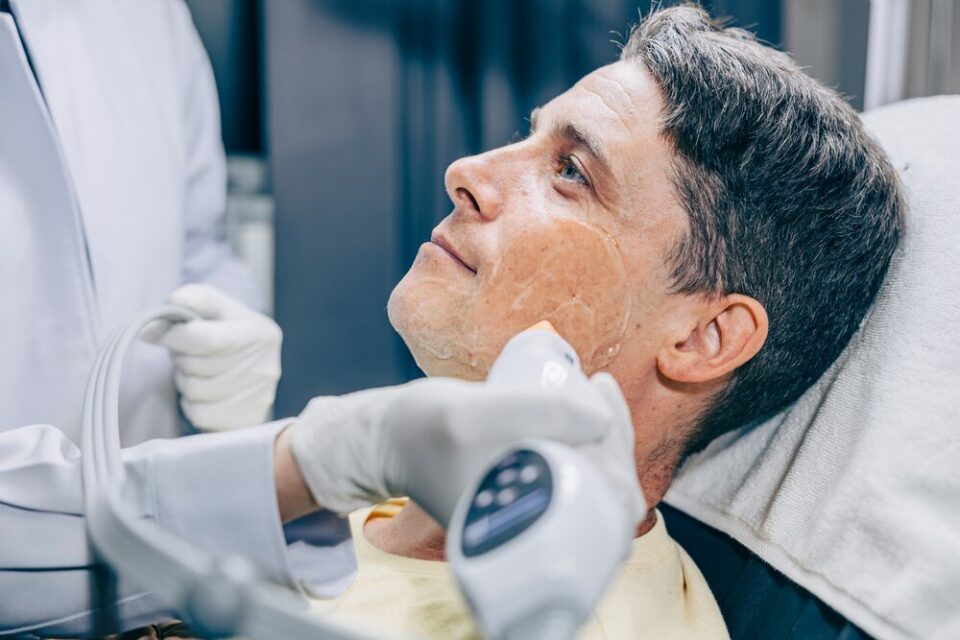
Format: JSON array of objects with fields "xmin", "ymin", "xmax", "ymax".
[
  {"xmin": 575, "ymin": 83, "xmax": 634, "ymax": 140},
  {"xmin": 592, "ymin": 72, "xmax": 638, "ymax": 110}
]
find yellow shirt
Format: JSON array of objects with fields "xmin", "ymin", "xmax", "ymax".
[{"xmin": 310, "ymin": 502, "xmax": 729, "ymax": 639}]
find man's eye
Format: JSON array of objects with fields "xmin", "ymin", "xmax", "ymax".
[{"xmin": 558, "ymin": 155, "xmax": 588, "ymax": 186}]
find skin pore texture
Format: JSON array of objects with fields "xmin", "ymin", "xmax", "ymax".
[{"xmin": 368, "ymin": 60, "xmax": 768, "ymax": 560}]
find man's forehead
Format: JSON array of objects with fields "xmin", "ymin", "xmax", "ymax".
[{"xmin": 536, "ymin": 62, "xmax": 662, "ymax": 139}]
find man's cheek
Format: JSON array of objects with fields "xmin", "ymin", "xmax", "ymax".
[
  {"xmin": 388, "ymin": 217, "xmax": 632, "ymax": 379},
  {"xmin": 473, "ymin": 217, "xmax": 632, "ymax": 374}
]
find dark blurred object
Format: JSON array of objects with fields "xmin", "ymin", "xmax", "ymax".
[
  {"xmin": 784, "ymin": 0, "xmax": 870, "ymax": 110},
  {"xmin": 705, "ymin": 0, "xmax": 782, "ymax": 46},
  {"xmin": 660, "ymin": 504, "xmax": 874, "ymax": 640},
  {"xmin": 185, "ymin": 0, "xmax": 262, "ymax": 153},
  {"xmin": 100, "ymin": 619, "xmax": 193, "ymax": 639}
]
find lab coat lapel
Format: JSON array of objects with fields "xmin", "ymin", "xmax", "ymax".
[
  {"xmin": 0, "ymin": 13, "xmax": 99, "ymax": 436},
  {"xmin": 8, "ymin": 0, "xmax": 184, "ymax": 327},
  {"xmin": 1, "ymin": 2, "xmax": 182, "ymax": 444}
]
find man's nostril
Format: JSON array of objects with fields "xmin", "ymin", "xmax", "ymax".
[{"xmin": 456, "ymin": 187, "xmax": 481, "ymax": 214}]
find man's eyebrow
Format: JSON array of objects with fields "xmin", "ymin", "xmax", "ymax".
[
  {"xmin": 529, "ymin": 108, "xmax": 615, "ymax": 187},
  {"xmin": 553, "ymin": 120, "xmax": 614, "ymax": 182}
]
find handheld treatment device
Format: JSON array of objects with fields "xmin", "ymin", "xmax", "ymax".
[{"xmin": 447, "ymin": 325, "xmax": 638, "ymax": 640}]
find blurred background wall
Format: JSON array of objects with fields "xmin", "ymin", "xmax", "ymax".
[{"xmin": 183, "ymin": 0, "xmax": 959, "ymax": 417}]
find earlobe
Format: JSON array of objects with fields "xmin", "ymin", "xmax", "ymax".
[{"xmin": 657, "ymin": 294, "xmax": 768, "ymax": 384}]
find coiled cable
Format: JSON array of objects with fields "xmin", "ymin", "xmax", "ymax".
[{"xmin": 80, "ymin": 306, "xmax": 367, "ymax": 639}]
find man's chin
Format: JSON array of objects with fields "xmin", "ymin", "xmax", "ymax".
[
  {"xmin": 387, "ymin": 297, "xmax": 489, "ymax": 382},
  {"xmin": 412, "ymin": 350, "xmax": 487, "ymax": 381},
  {"xmin": 385, "ymin": 281, "xmax": 406, "ymax": 333}
]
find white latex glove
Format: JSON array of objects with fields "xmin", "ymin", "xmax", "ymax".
[
  {"xmin": 288, "ymin": 374, "xmax": 644, "ymax": 528},
  {"xmin": 142, "ymin": 283, "xmax": 282, "ymax": 431}
]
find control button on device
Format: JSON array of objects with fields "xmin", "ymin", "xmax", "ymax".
[
  {"xmin": 474, "ymin": 490, "xmax": 494, "ymax": 508},
  {"xmin": 463, "ymin": 518, "xmax": 490, "ymax": 546},
  {"xmin": 496, "ymin": 468, "xmax": 518, "ymax": 487},
  {"xmin": 519, "ymin": 464, "xmax": 540, "ymax": 484},
  {"xmin": 460, "ymin": 449, "xmax": 553, "ymax": 558},
  {"xmin": 496, "ymin": 487, "xmax": 518, "ymax": 506}
]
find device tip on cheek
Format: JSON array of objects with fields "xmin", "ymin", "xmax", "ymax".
[{"xmin": 524, "ymin": 320, "xmax": 559, "ymax": 335}]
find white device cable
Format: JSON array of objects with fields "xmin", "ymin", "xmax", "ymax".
[{"xmin": 80, "ymin": 306, "xmax": 372, "ymax": 639}]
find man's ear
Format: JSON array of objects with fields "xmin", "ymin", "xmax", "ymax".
[{"xmin": 657, "ymin": 294, "xmax": 768, "ymax": 384}]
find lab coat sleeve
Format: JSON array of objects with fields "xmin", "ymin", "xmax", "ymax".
[
  {"xmin": 0, "ymin": 421, "xmax": 306, "ymax": 637},
  {"xmin": 174, "ymin": 1, "xmax": 264, "ymax": 311}
]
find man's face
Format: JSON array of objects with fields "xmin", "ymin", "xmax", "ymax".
[{"xmin": 388, "ymin": 61, "xmax": 688, "ymax": 385}]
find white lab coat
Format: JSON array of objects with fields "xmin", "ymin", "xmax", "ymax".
[{"xmin": 0, "ymin": 2, "xmax": 353, "ymax": 635}]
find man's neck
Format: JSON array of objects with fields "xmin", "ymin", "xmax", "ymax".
[
  {"xmin": 363, "ymin": 501, "xmax": 447, "ymax": 561},
  {"xmin": 363, "ymin": 501, "xmax": 659, "ymax": 562}
]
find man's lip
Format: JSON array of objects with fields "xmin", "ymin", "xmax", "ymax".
[{"xmin": 430, "ymin": 231, "xmax": 477, "ymax": 274}]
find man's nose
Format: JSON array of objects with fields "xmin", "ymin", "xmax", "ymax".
[{"xmin": 444, "ymin": 152, "xmax": 503, "ymax": 221}]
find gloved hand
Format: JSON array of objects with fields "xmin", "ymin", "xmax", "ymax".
[
  {"xmin": 287, "ymin": 373, "xmax": 644, "ymax": 528},
  {"xmin": 142, "ymin": 283, "xmax": 282, "ymax": 431}
]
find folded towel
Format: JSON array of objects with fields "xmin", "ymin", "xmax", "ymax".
[{"xmin": 664, "ymin": 95, "xmax": 960, "ymax": 640}]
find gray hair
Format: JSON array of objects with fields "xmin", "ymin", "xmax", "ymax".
[{"xmin": 621, "ymin": 5, "xmax": 904, "ymax": 449}]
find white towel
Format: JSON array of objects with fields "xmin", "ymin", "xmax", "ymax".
[{"xmin": 664, "ymin": 96, "xmax": 960, "ymax": 640}]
